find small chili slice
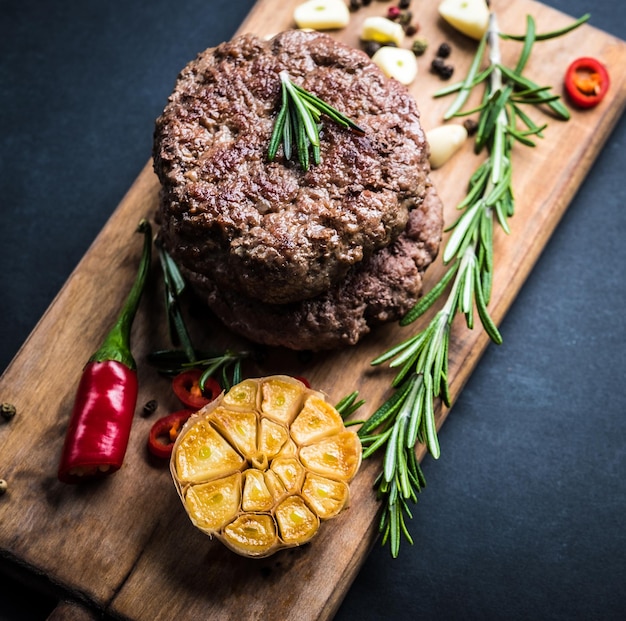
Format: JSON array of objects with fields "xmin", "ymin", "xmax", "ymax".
[
  {"xmin": 564, "ymin": 57, "xmax": 610, "ymax": 109},
  {"xmin": 293, "ymin": 376, "xmax": 311, "ymax": 388},
  {"xmin": 148, "ymin": 409, "xmax": 194, "ymax": 459},
  {"xmin": 172, "ymin": 369, "xmax": 221, "ymax": 410}
]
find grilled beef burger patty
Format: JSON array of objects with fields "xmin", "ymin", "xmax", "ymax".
[
  {"xmin": 153, "ymin": 30, "xmax": 432, "ymax": 305},
  {"xmin": 153, "ymin": 30, "xmax": 443, "ymax": 350},
  {"xmin": 182, "ymin": 183, "xmax": 443, "ymax": 351}
]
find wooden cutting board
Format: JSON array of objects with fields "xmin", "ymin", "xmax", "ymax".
[{"xmin": 1, "ymin": 1, "xmax": 625, "ymax": 620}]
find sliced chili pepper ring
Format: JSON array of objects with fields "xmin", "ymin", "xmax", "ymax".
[
  {"xmin": 172, "ymin": 369, "xmax": 221, "ymax": 410},
  {"xmin": 564, "ymin": 57, "xmax": 610, "ymax": 109},
  {"xmin": 148, "ymin": 409, "xmax": 194, "ymax": 459}
]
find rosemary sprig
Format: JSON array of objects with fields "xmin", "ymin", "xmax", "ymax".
[
  {"xmin": 359, "ymin": 11, "xmax": 588, "ymax": 558},
  {"xmin": 153, "ymin": 242, "xmax": 250, "ymax": 390},
  {"xmin": 268, "ymin": 70, "xmax": 365, "ymax": 171},
  {"xmin": 156, "ymin": 241, "xmax": 196, "ymax": 363}
]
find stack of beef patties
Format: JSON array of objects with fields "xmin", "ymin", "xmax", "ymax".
[{"xmin": 153, "ymin": 30, "xmax": 443, "ymax": 351}]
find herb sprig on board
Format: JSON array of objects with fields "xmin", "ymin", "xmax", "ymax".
[
  {"xmin": 358, "ymin": 11, "xmax": 589, "ymax": 558},
  {"xmin": 152, "ymin": 242, "xmax": 250, "ymax": 391},
  {"xmin": 268, "ymin": 70, "xmax": 365, "ymax": 171}
]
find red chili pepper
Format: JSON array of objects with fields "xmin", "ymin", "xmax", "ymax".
[
  {"xmin": 172, "ymin": 369, "xmax": 220, "ymax": 410},
  {"xmin": 147, "ymin": 409, "xmax": 194, "ymax": 459},
  {"xmin": 293, "ymin": 376, "xmax": 311, "ymax": 388},
  {"xmin": 57, "ymin": 220, "xmax": 152, "ymax": 484},
  {"xmin": 564, "ymin": 57, "xmax": 610, "ymax": 109}
]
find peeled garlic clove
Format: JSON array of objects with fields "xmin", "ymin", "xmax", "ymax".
[
  {"xmin": 361, "ymin": 16, "xmax": 405, "ymax": 47},
  {"xmin": 371, "ymin": 46, "xmax": 418, "ymax": 85},
  {"xmin": 438, "ymin": 0, "xmax": 490, "ymax": 40},
  {"xmin": 426, "ymin": 124, "xmax": 469, "ymax": 169},
  {"xmin": 293, "ymin": 0, "xmax": 350, "ymax": 31}
]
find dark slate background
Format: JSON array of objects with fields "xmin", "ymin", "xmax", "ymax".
[{"xmin": 1, "ymin": 1, "xmax": 624, "ymax": 619}]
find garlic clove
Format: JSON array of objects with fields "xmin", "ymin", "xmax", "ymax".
[
  {"xmin": 371, "ymin": 46, "xmax": 418, "ymax": 85},
  {"xmin": 184, "ymin": 472, "xmax": 242, "ymax": 531},
  {"xmin": 361, "ymin": 16, "xmax": 405, "ymax": 47},
  {"xmin": 301, "ymin": 473, "xmax": 350, "ymax": 519},
  {"xmin": 293, "ymin": 0, "xmax": 350, "ymax": 31},
  {"xmin": 290, "ymin": 394, "xmax": 345, "ymax": 445},
  {"xmin": 438, "ymin": 0, "xmax": 490, "ymax": 40},
  {"xmin": 426, "ymin": 124, "xmax": 469, "ymax": 169},
  {"xmin": 222, "ymin": 513, "xmax": 278, "ymax": 557},
  {"xmin": 275, "ymin": 495, "xmax": 319, "ymax": 545}
]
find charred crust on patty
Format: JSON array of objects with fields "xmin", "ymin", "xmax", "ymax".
[{"xmin": 180, "ymin": 183, "xmax": 443, "ymax": 351}]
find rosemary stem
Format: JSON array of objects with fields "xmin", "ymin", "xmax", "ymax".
[
  {"xmin": 488, "ymin": 13, "xmax": 503, "ymax": 91},
  {"xmin": 360, "ymin": 8, "xmax": 584, "ymax": 557}
]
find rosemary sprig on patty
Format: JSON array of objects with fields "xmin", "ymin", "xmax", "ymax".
[
  {"xmin": 359, "ymin": 11, "xmax": 589, "ymax": 558},
  {"xmin": 268, "ymin": 70, "xmax": 365, "ymax": 171}
]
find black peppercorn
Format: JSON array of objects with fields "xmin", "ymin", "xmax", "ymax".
[
  {"xmin": 142, "ymin": 399, "xmax": 158, "ymax": 417},
  {"xmin": 463, "ymin": 119, "xmax": 479, "ymax": 136},
  {"xmin": 431, "ymin": 57, "xmax": 446, "ymax": 73},
  {"xmin": 349, "ymin": 0, "xmax": 361, "ymax": 11},
  {"xmin": 362, "ymin": 40, "xmax": 382, "ymax": 57},
  {"xmin": 399, "ymin": 0, "xmax": 411, "ymax": 8},
  {"xmin": 431, "ymin": 56, "xmax": 455, "ymax": 80},
  {"xmin": 436, "ymin": 42, "xmax": 452, "ymax": 58},
  {"xmin": 439, "ymin": 64, "xmax": 454, "ymax": 80}
]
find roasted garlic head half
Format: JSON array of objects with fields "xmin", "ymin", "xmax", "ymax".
[{"xmin": 170, "ymin": 375, "xmax": 362, "ymax": 557}]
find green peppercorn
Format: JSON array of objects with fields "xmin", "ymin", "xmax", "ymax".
[
  {"xmin": 398, "ymin": 10, "xmax": 413, "ymax": 26},
  {"xmin": 411, "ymin": 37, "xmax": 428, "ymax": 56},
  {"xmin": 1, "ymin": 403, "xmax": 16, "ymax": 422}
]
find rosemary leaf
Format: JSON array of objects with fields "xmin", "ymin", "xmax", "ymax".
[
  {"xmin": 500, "ymin": 13, "xmax": 590, "ymax": 42},
  {"xmin": 400, "ymin": 262, "xmax": 459, "ymax": 326},
  {"xmin": 443, "ymin": 31, "xmax": 489, "ymax": 120},
  {"xmin": 514, "ymin": 14, "xmax": 536, "ymax": 75}
]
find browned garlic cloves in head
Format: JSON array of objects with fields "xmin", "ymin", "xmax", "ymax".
[{"xmin": 170, "ymin": 375, "xmax": 362, "ymax": 557}]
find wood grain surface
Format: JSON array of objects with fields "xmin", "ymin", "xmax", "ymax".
[{"xmin": 1, "ymin": 1, "xmax": 625, "ymax": 620}]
